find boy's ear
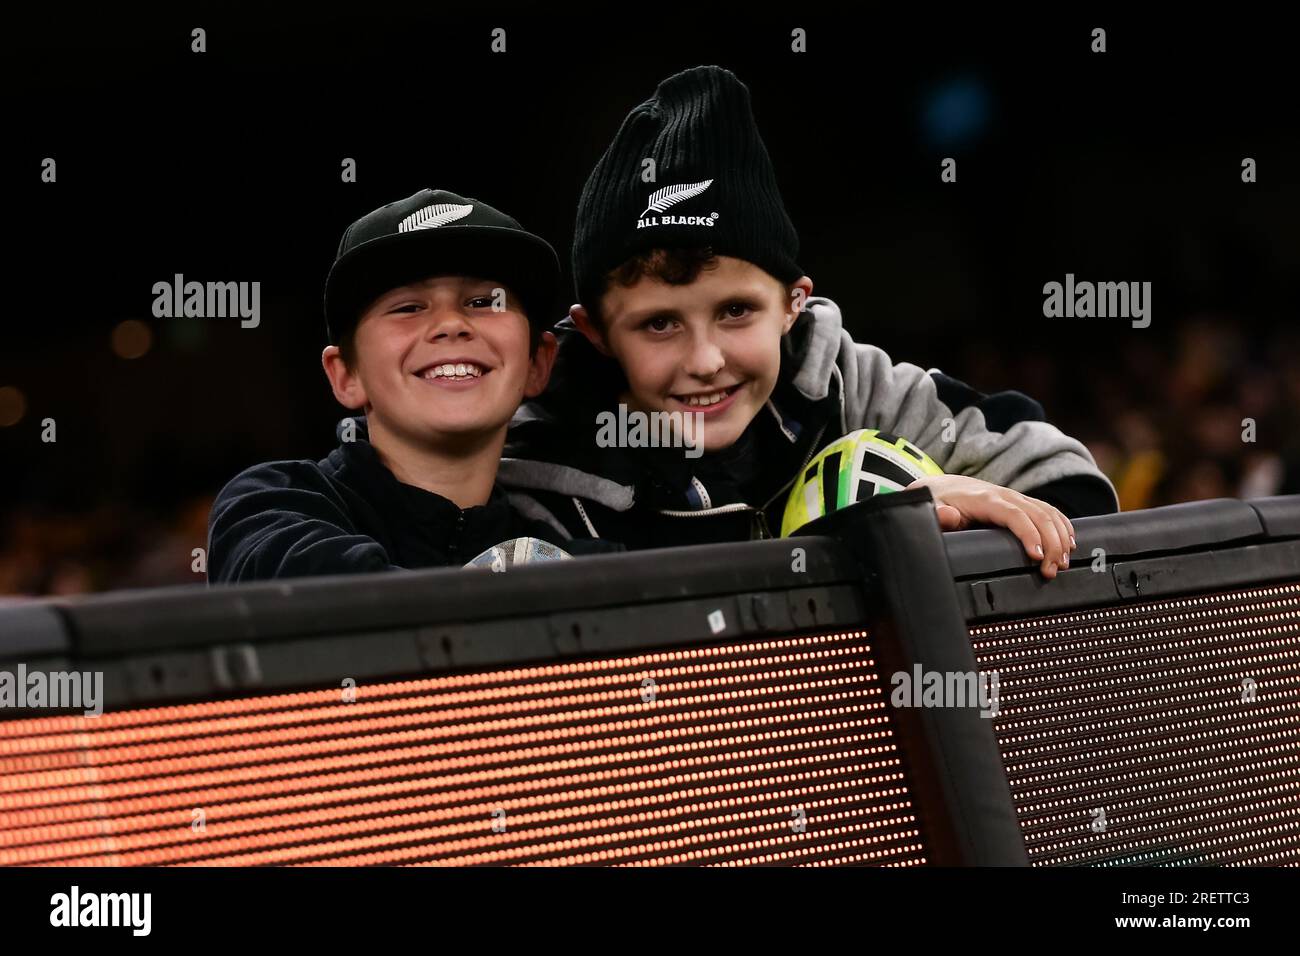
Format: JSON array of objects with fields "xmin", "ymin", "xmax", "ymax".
[
  {"xmin": 321, "ymin": 345, "xmax": 368, "ymax": 409},
  {"xmin": 784, "ymin": 276, "xmax": 815, "ymax": 333},
  {"xmin": 523, "ymin": 330, "xmax": 559, "ymax": 398},
  {"xmin": 570, "ymin": 304, "xmax": 613, "ymax": 356}
]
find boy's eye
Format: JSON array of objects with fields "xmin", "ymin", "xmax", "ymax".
[
  {"xmin": 467, "ymin": 296, "xmax": 496, "ymax": 309},
  {"xmin": 642, "ymin": 315, "xmax": 678, "ymax": 334},
  {"xmin": 723, "ymin": 302, "xmax": 755, "ymax": 319},
  {"xmin": 389, "ymin": 303, "xmax": 424, "ymax": 314}
]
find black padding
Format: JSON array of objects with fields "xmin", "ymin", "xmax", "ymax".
[
  {"xmin": 0, "ymin": 603, "xmax": 70, "ymax": 660},
  {"xmin": 795, "ymin": 488, "xmax": 1029, "ymax": 865},
  {"xmin": 1248, "ymin": 495, "xmax": 1300, "ymax": 538},
  {"xmin": 945, "ymin": 497, "xmax": 1266, "ymax": 579},
  {"xmin": 50, "ymin": 538, "xmax": 862, "ymax": 656}
]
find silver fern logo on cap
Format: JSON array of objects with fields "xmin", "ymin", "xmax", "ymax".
[
  {"xmin": 640, "ymin": 179, "xmax": 713, "ymax": 217},
  {"xmin": 398, "ymin": 203, "xmax": 474, "ymax": 232}
]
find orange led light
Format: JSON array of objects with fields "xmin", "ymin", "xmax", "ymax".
[{"xmin": 0, "ymin": 629, "xmax": 930, "ymax": 867}]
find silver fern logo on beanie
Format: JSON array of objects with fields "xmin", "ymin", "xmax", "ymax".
[
  {"xmin": 640, "ymin": 179, "xmax": 713, "ymax": 216},
  {"xmin": 636, "ymin": 179, "xmax": 719, "ymax": 230}
]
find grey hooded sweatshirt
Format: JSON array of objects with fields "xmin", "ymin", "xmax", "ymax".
[{"xmin": 499, "ymin": 296, "xmax": 1119, "ymax": 549}]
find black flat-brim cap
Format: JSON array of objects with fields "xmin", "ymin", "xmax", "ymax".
[{"xmin": 324, "ymin": 188, "xmax": 561, "ymax": 344}]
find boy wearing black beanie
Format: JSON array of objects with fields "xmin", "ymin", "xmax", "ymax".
[{"xmin": 501, "ymin": 67, "xmax": 1119, "ymax": 578}]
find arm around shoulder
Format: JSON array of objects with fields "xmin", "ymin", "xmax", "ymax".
[{"xmin": 206, "ymin": 461, "xmax": 398, "ymax": 583}]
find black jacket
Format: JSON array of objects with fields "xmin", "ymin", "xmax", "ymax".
[{"xmin": 207, "ymin": 417, "xmax": 604, "ymax": 583}]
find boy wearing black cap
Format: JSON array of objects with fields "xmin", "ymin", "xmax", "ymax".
[
  {"xmin": 208, "ymin": 189, "xmax": 596, "ymax": 583},
  {"xmin": 501, "ymin": 67, "xmax": 1119, "ymax": 578}
]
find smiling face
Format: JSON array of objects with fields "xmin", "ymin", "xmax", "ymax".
[
  {"xmin": 576, "ymin": 255, "xmax": 812, "ymax": 452},
  {"xmin": 322, "ymin": 276, "xmax": 554, "ymax": 451}
]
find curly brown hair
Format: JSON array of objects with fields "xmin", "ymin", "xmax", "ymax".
[
  {"xmin": 584, "ymin": 247, "xmax": 720, "ymax": 329},
  {"xmin": 585, "ymin": 247, "xmax": 804, "ymax": 332}
]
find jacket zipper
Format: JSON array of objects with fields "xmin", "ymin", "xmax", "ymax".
[
  {"xmin": 655, "ymin": 501, "xmax": 772, "ymax": 541},
  {"xmin": 656, "ymin": 502, "xmax": 755, "ymax": 517},
  {"xmin": 450, "ymin": 510, "xmax": 466, "ymax": 559},
  {"xmin": 651, "ymin": 415, "xmax": 830, "ymax": 540},
  {"xmin": 760, "ymin": 418, "xmax": 830, "ymax": 512}
]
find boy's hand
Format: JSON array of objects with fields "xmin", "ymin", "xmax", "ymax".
[{"xmin": 906, "ymin": 475, "xmax": 1076, "ymax": 579}]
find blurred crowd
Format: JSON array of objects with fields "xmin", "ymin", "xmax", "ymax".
[
  {"xmin": 1017, "ymin": 315, "xmax": 1298, "ymax": 509},
  {"xmin": 1, "ymin": 314, "xmax": 1294, "ymax": 598},
  {"xmin": 0, "ymin": 497, "xmax": 213, "ymax": 599}
]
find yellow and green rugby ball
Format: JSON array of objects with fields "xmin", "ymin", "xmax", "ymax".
[{"xmin": 780, "ymin": 428, "xmax": 944, "ymax": 536}]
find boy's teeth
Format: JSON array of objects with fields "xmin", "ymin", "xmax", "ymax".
[
  {"xmin": 684, "ymin": 388, "xmax": 730, "ymax": 407},
  {"xmin": 426, "ymin": 363, "xmax": 482, "ymax": 379}
]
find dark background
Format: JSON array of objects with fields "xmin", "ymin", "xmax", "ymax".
[{"xmin": 3, "ymin": 7, "xmax": 1297, "ymax": 594}]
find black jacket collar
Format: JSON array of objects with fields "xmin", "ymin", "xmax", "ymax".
[{"xmin": 327, "ymin": 416, "xmax": 521, "ymax": 542}]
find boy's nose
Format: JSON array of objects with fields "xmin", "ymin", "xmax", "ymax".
[
  {"xmin": 425, "ymin": 305, "xmax": 475, "ymax": 340},
  {"xmin": 683, "ymin": 336, "xmax": 725, "ymax": 378}
]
